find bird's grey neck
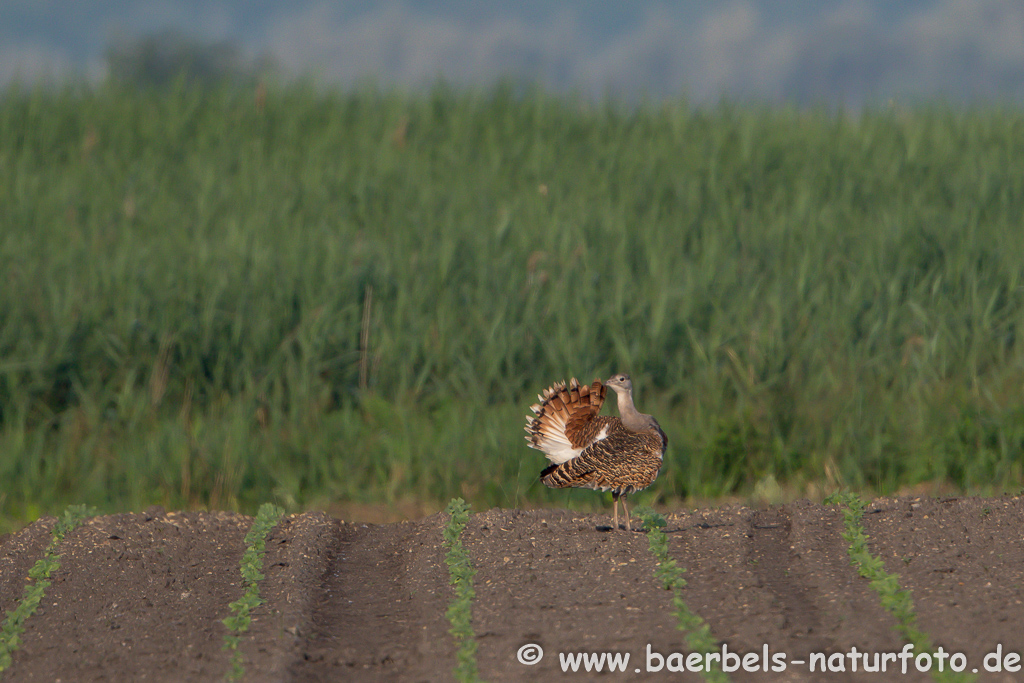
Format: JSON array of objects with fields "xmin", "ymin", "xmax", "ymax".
[{"xmin": 616, "ymin": 389, "xmax": 650, "ymax": 432}]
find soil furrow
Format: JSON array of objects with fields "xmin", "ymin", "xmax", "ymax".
[
  {"xmin": 464, "ymin": 508, "xmax": 686, "ymax": 682},
  {"xmin": 783, "ymin": 500, "xmax": 931, "ymax": 682},
  {"xmin": 287, "ymin": 515, "xmax": 452, "ymax": 683},
  {"xmin": 862, "ymin": 496, "xmax": 1024, "ymax": 680},
  {"xmin": 0, "ymin": 498, "xmax": 1023, "ymax": 681},
  {"xmin": 660, "ymin": 505, "xmax": 794, "ymax": 682},
  {"xmin": 238, "ymin": 511, "xmax": 335, "ymax": 682},
  {"xmin": 8, "ymin": 508, "xmax": 251, "ymax": 682},
  {"xmin": 747, "ymin": 507, "xmax": 827, "ymax": 647}
]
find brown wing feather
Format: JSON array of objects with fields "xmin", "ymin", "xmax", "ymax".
[{"xmin": 540, "ymin": 420, "xmax": 667, "ymax": 496}]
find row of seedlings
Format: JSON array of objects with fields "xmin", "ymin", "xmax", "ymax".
[
  {"xmin": 0, "ymin": 505, "xmax": 93, "ymax": 673},
  {"xmin": 0, "ymin": 503, "xmax": 287, "ymax": 683},
  {"xmin": 827, "ymin": 492, "xmax": 976, "ymax": 683}
]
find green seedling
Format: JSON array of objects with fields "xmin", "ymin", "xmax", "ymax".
[
  {"xmin": 637, "ymin": 507, "xmax": 731, "ymax": 683},
  {"xmin": 827, "ymin": 492, "xmax": 974, "ymax": 683},
  {"xmin": 442, "ymin": 498, "xmax": 484, "ymax": 683},
  {"xmin": 222, "ymin": 502, "xmax": 285, "ymax": 681},
  {"xmin": 0, "ymin": 504, "xmax": 93, "ymax": 672}
]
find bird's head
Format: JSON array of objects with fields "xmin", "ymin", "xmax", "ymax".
[{"xmin": 605, "ymin": 373, "xmax": 632, "ymax": 394}]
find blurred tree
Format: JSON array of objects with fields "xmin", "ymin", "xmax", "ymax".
[{"xmin": 105, "ymin": 30, "xmax": 276, "ymax": 88}]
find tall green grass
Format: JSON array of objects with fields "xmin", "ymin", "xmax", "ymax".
[{"xmin": 2, "ymin": 82, "xmax": 1024, "ymax": 528}]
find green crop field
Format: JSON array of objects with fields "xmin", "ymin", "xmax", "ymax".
[{"xmin": 2, "ymin": 81, "xmax": 1024, "ymax": 532}]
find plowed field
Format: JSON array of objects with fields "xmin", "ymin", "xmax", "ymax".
[{"xmin": 2, "ymin": 497, "xmax": 1023, "ymax": 682}]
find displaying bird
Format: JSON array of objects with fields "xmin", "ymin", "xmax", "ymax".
[{"xmin": 524, "ymin": 374, "xmax": 667, "ymax": 531}]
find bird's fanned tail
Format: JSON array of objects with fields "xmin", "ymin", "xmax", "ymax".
[{"xmin": 524, "ymin": 377, "xmax": 608, "ymax": 464}]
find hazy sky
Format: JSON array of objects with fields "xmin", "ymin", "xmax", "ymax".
[{"xmin": 2, "ymin": 0, "xmax": 1023, "ymax": 105}]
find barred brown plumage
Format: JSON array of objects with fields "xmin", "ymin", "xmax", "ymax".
[{"xmin": 524, "ymin": 374, "xmax": 667, "ymax": 531}]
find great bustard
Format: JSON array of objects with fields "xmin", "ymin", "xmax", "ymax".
[{"xmin": 524, "ymin": 374, "xmax": 667, "ymax": 531}]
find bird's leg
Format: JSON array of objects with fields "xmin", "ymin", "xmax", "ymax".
[
  {"xmin": 622, "ymin": 495, "xmax": 631, "ymax": 531},
  {"xmin": 612, "ymin": 493, "xmax": 620, "ymax": 530}
]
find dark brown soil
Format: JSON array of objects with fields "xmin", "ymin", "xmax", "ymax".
[{"xmin": 1, "ymin": 497, "xmax": 1023, "ymax": 682}]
